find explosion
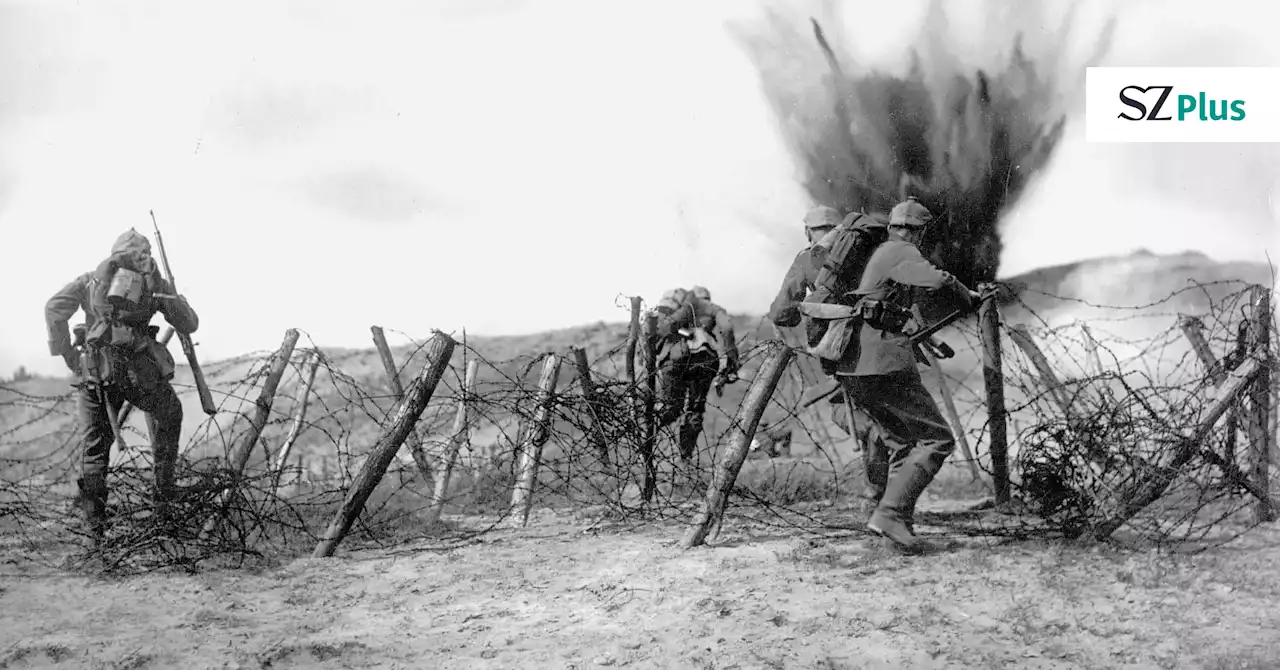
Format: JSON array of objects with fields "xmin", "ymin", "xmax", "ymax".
[{"xmin": 731, "ymin": 0, "xmax": 1117, "ymax": 286}]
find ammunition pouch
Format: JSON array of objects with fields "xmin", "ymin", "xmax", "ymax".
[
  {"xmin": 857, "ymin": 299, "xmax": 911, "ymax": 334},
  {"xmin": 82, "ymin": 324, "xmax": 173, "ymax": 389},
  {"xmin": 81, "ymin": 344, "xmax": 126, "ymax": 387}
]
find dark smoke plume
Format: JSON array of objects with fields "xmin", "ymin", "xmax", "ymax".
[{"xmin": 731, "ymin": 0, "xmax": 1116, "ymax": 285}]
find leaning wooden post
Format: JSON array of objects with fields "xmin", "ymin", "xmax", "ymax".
[
  {"xmin": 1089, "ymin": 356, "xmax": 1266, "ymax": 540},
  {"xmin": 1181, "ymin": 316, "xmax": 1251, "ymax": 470},
  {"xmin": 1080, "ymin": 322, "xmax": 1105, "ymax": 376},
  {"xmin": 979, "ymin": 291, "xmax": 1011, "ymax": 505},
  {"xmin": 1180, "ymin": 316, "xmax": 1228, "ymax": 385},
  {"xmin": 509, "ymin": 353, "xmax": 563, "ymax": 526},
  {"xmin": 572, "ymin": 347, "xmax": 610, "ymax": 469},
  {"xmin": 313, "ymin": 331, "xmax": 456, "ymax": 557},
  {"xmin": 199, "ymin": 329, "xmax": 300, "ymax": 540},
  {"xmin": 920, "ymin": 345, "xmax": 982, "ymax": 483},
  {"xmin": 271, "ymin": 350, "xmax": 322, "ymax": 494},
  {"xmin": 640, "ymin": 312, "xmax": 659, "ymax": 503},
  {"xmin": 1248, "ymin": 286, "xmax": 1275, "ymax": 523},
  {"xmin": 425, "ymin": 359, "xmax": 479, "ymax": 525},
  {"xmin": 1008, "ymin": 325, "xmax": 1074, "ymax": 416},
  {"xmin": 682, "ymin": 341, "xmax": 793, "ymax": 549},
  {"xmin": 370, "ymin": 326, "xmax": 436, "ymax": 489}
]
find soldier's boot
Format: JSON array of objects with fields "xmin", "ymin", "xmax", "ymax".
[
  {"xmin": 152, "ymin": 458, "xmax": 178, "ymax": 524},
  {"xmin": 860, "ymin": 439, "xmax": 892, "ymax": 526},
  {"xmin": 147, "ymin": 394, "xmax": 184, "ymax": 522},
  {"xmin": 677, "ymin": 421, "xmax": 699, "ymax": 464},
  {"xmin": 857, "ymin": 494, "xmax": 880, "ymax": 524},
  {"xmin": 77, "ymin": 475, "xmax": 109, "ymax": 550},
  {"xmin": 858, "ymin": 490, "xmax": 913, "ymax": 533},
  {"xmin": 868, "ymin": 461, "xmax": 937, "ymax": 555}
]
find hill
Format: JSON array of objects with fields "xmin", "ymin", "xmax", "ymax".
[
  {"xmin": 2, "ymin": 250, "xmax": 1278, "ymax": 669},
  {"xmin": 1, "ymin": 249, "xmax": 1272, "ymax": 486}
]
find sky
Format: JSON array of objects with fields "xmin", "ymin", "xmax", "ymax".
[{"xmin": 4, "ymin": 0, "xmax": 1280, "ymax": 377}]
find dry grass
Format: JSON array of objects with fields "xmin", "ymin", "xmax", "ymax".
[{"xmin": 2, "ymin": 250, "xmax": 1278, "ymax": 666}]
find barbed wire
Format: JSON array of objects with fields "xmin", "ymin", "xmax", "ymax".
[{"xmin": 1, "ymin": 280, "xmax": 1276, "ymax": 575}]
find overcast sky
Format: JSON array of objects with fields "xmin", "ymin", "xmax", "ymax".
[{"xmin": 5, "ymin": 0, "xmax": 1280, "ymax": 377}]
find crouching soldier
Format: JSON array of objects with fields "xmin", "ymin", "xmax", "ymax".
[
  {"xmin": 45, "ymin": 229, "xmax": 200, "ymax": 546},
  {"xmin": 650, "ymin": 286, "xmax": 740, "ymax": 463},
  {"xmin": 838, "ymin": 198, "xmax": 980, "ymax": 554}
]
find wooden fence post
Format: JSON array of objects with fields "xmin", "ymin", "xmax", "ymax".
[
  {"xmin": 979, "ymin": 293, "xmax": 1011, "ymax": 505},
  {"xmin": 1008, "ymin": 325, "xmax": 1075, "ymax": 415},
  {"xmin": 271, "ymin": 350, "xmax": 321, "ymax": 494},
  {"xmin": 312, "ymin": 331, "xmax": 456, "ymax": 557},
  {"xmin": 199, "ymin": 329, "xmax": 300, "ymax": 540},
  {"xmin": 1180, "ymin": 316, "xmax": 1252, "ymax": 472},
  {"xmin": 371, "ymin": 326, "xmax": 435, "ymax": 489},
  {"xmin": 425, "ymin": 359, "xmax": 479, "ymax": 525},
  {"xmin": 1080, "ymin": 322, "xmax": 1105, "ymax": 376},
  {"xmin": 509, "ymin": 353, "xmax": 563, "ymax": 526},
  {"xmin": 1231, "ymin": 322, "xmax": 1251, "ymax": 469},
  {"xmin": 682, "ymin": 341, "xmax": 793, "ymax": 548},
  {"xmin": 1089, "ymin": 356, "xmax": 1266, "ymax": 540},
  {"xmin": 626, "ymin": 297, "xmax": 641, "ymax": 393},
  {"xmin": 1248, "ymin": 286, "xmax": 1275, "ymax": 523},
  {"xmin": 920, "ymin": 345, "xmax": 982, "ymax": 483},
  {"xmin": 641, "ymin": 312, "xmax": 659, "ymax": 503},
  {"xmin": 572, "ymin": 347, "xmax": 610, "ymax": 469},
  {"xmin": 1180, "ymin": 317, "xmax": 1227, "ymax": 385}
]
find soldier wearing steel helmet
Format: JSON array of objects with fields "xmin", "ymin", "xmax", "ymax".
[
  {"xmin": 650, "ymin": 285, "xmax": 740, "ymax": 463},
  {"xmin": 838, "ymin": 197, "xmax": 980, "ymax": 554},
  {"xmin": 768, "ymin": 205, "xmax": 891, "ymax": 519},
  {"xmin": 44, "ymin": 229, "xmax": 200, "ymax": 548}
]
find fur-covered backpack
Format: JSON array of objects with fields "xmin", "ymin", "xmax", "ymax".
[{"xmin": 800, "ymin": 212, "xmax": 889, "ymax": 364}]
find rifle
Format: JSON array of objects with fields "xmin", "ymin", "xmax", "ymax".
[
  {"xmin": 150, "ymin": 210, "xmax": 217, "ymax": 416},
  {"xmin": 799, "ymin": 301, "xmax": 961, "ymax": 366}
]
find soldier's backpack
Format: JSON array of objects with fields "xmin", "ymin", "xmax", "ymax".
[{"xmin": 800, "ymin": 211, "xmax": 890, "ymax": 366}]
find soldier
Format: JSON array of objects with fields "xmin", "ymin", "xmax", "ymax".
[
  {"xmin": 651, "ymin": 285, "xmax": 740, "ymax": 463},
  {"xmin": 767, "ymin": 205, "xmax": 840, "ymax": 330},
  {"xmin": 768, "ymin": 205, "xmax": 889, "ymax": 519},
  {"xmin": 45, "ymin": 229, "xmax": 200, "ymax": 546},
  {"xmin": 837, "ymin": 198, "xmax": 979, "ymax": 554}
]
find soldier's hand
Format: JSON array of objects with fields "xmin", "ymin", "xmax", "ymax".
[{"xmin": 977, "ymin": 282, "xmax": 1006, "ymax": 300}]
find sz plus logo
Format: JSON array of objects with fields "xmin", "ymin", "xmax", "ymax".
[
  {"xmin": 1116, "ymin": 85, "xmax": 1246, "ymax": 122},
  {"xmin": 1086, "ymin": 67, "xmax": 1279, "ymax": 143}
]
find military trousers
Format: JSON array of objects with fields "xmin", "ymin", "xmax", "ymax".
[
  {"xmin": 77, "ymin": 375, "xmax": 184, "ymax": 511},
  {"xmin": 657, "ymin": 350, "xmax": 718, "ymax": 461},
  {"xmin": 835, "ymin": 376, "xmax": 890, "ymax": 502},
  {"xmin": 838, "ymin": 369, "xmax": 955, "ymax": 522}
]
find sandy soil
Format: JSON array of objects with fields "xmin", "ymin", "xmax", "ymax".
[{"xmin": 3, "ymin": 502, "xmax": 1280, "ymax": 670}]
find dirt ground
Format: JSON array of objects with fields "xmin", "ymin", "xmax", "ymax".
[{"xmin": 3, "ymin": 500, "xmax": 1280, "ymax": 670}]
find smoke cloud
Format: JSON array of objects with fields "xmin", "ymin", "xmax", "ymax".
[{"xmin": 728, "ymin": 0, "xmax": 1116, "ymax": 285}]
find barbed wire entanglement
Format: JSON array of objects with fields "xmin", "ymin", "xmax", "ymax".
[{"xmin": 2, "ymin": 281, "xmax": 1277, "ymax": 574}]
